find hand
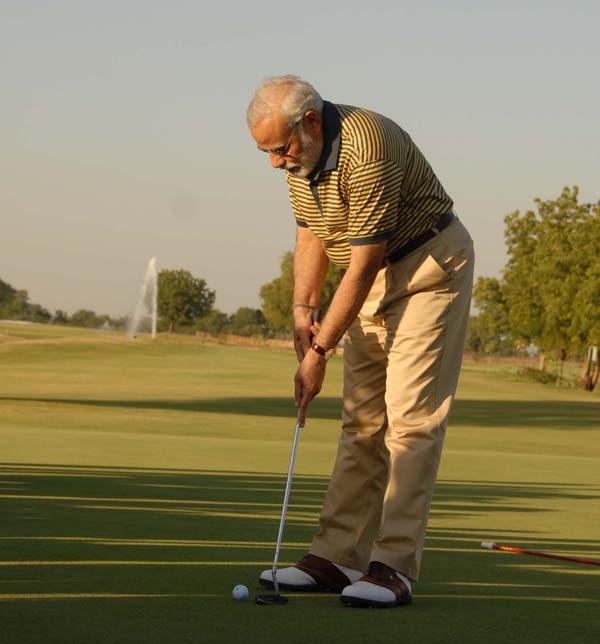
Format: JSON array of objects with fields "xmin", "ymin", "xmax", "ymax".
[
  {"xmin": 294, "ymin": 348, "xmax": 326, "ymax": 426},
  {"xmin": 293, "ymin": 317, "xmax": 321, "ymax": 363}
]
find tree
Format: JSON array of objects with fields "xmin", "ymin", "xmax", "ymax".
[
  {"xmin": 260, "ymin": 252, "xmax": 295, "ymax": 335},
  {"xmin": 0, "ymin": 289, "xmax": 29, "ymax": 319},
  {"xmin": 0, "ymin": 282, "xmax": 51, "ymax": 322},
  {"xmin": 469, "ymin": 277, "xmax": 512, "ymax": 354},
  {"xmin": 157, "ymin": 269, "xmax": 215, "ymax": 333},
  {"xmin": 502, "ymin": 186, "xmax": 600, "ymax": 353},
  {"xmin": 567, "ymin": 203, "xmax": 600, "ymax": 347},
  {"xmin": 0, "ymin": 277, "xmax": 121, "ymax": 328},
  {"xmin": 228, "ymin": 307, "xmax": 267, "ymax": 337},
  {"xmin": 0, "ymin": 278, "xmax": 17, "ymax": 310},
  {"xmin": 70, "ymin": 309, "xmax": 104, "ymax": 328},
  {"xmin": 26, "ymin": 303, "xmax": 52, "ymax": 323},
  {"xmin": 52, "ymin": 310, "xmax": 70, "ymax": 325},
  {"xmin": 195, "ymin": 308, "xmax": 231, "ymax": 334},
  {"xmin": 260, "ymin": 252, "xmax": 344, "ymax": 335}
]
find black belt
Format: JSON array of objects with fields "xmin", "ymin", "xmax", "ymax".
[{"xmin": 384, "ymin": 212, "xmax": 457, "ymax": 266}]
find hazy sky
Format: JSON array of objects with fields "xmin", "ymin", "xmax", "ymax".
[{"xmin": 2, "ymin": 1, "xmax": 599, "ymax": 316}]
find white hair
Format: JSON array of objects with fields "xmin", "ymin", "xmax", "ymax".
[{"xmin": 246, "ymin": 75, "xmax": 323, "ymax": 129}]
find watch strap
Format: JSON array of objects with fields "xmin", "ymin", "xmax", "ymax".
[{"xmin": 311, "ymin": 342, "xmax": 333, "ymax": 360}]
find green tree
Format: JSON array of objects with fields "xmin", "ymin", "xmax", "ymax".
[
  {"xmin": 228, "ymin": 307, "xmax": 267, "ymax": 337},
  {"xmin": 260, "ymin": 252, "xmax": 344, "ymax": 335},
  {"xmin": 567, "ymin": 202, "xmax": 600, "ymax": 347},
  {"xmin": 70, "ymin": 309, "xmax": 104, "ymax": 328},
  {"xmin": 260, "ymin": 252, "xmax": 295, "ymax": 335},
  {"xmin": 0, "ymin": 289, "xmax": 29, "ymax": 319},
  {"xmin": 470, "ymin": 277, "xmax": 512, "ymax": 354},
  {"xmin": 52, "ymin": 310, "xmax": 71, "ymax": 325},
  {"xmin": 0, "ymin": 279, "xmax": 52, "ymax": 322},
  {"xmin": 0, "ymin": 278, "xmax": 17, "ymax": 310},
  {"xmin": 503, "ymin": 186, "xmax": 600, "ymax": 352},
  {"xmin": 320, "ymin": 263, "xmax": 345, "ymax": 312},
  {"xmin": 26, "ymin": 303, "xmax": 52, "ymax": 323},
  {"xmin": 157, "ymin": 269, "xmax": 215, "ymax": 333},
  {"xmin": 195, "ymin": 308, "xmax": 231, "ymax": 334},
  {"xmin": 465, "ymin": 316, "xmax": 484, "ymax": 354}
]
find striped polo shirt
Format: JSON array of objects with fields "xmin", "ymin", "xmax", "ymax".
[{"xmin": 286, "ymin": 101, "xmax": 454, "ymax": 268}]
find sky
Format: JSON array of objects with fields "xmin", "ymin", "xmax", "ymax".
[{"xmin": 2, "ymin": 1, "xmax": 599, "ymax": 317}]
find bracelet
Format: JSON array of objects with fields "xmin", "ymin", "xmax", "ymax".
[{"xmin": 293, "ymin": 303, "xmax": 316, "ymax": 311}]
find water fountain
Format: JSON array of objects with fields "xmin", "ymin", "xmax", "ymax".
[{"xmin": 128, "ymin": 257, "xmax": 158, "ymax": 339}]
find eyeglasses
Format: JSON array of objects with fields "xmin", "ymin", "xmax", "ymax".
[{"xmin": 262, "ymin": 120, "xmax": 302, "ymax": 157}]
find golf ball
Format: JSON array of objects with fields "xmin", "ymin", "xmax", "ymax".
[{"xmin": 232, "ymin": 584, "xmax": 249, "ymax": 601}]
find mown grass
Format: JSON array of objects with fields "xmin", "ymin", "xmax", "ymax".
[{"xmin": 0, "ymin": 322, "xmax": 598, "ymax": 644}]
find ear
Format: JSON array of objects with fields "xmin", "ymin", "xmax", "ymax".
[{"xmin": 302, "ymin": 109, "xmax": 322, "ymax": 135}]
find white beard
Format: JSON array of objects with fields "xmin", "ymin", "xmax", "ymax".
[{"xmin": 284, "ymin": 128, "xmax": 322, "ymax": 179}]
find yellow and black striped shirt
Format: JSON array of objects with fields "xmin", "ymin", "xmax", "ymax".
[{"xmin": 286, "ymin": 102, "xmax": 453, "ymax": 268}]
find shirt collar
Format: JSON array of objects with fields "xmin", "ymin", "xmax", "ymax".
[{"xmin": 308, "ymin": 101, "xmax": 340, "ymax": 183}]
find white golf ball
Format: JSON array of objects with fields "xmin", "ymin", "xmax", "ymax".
[{"xmin": 232, "ymin": 584, "xmax": 249, "ymax": 601}]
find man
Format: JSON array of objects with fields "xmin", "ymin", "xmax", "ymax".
[{"xmin": 247, "ymin": 76, "xmax": 474, "ymax": 608}]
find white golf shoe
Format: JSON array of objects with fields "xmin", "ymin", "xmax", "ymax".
[
  {"xmin": 341, "ymin": 561, "xmax": 412, "ymax": 608},
  {"xmin": 259, "ymin": 554, "xmax": 363, "ymax": 593}
]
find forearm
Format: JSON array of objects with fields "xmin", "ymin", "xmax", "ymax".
[
  {"xmin": 291, "ymin": 226, "xmax": 329, "ymax": 362},
  {"xmin": 293, "ymin": 240, "xmax": 386, "ymax": 425},
  {"xmin": 293, "ymin": 226, "xmax": 329, "ymax": 313},
  {"xmin": 314, "ymin": 241, "xmax": 387, "ymax": 350}
]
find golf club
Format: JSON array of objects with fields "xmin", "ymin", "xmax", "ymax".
[
  {"xmin": 255, "ymin": 412, "xmax": 304, "ymax": 605},
  {"xmin": 481, "ymin": 541, "xmax": 600, "ymax": 566}
]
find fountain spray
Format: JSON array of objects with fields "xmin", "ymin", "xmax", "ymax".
[{"xmin": 128, "ymin": 257, "xmax": 158, "ymax": 339}]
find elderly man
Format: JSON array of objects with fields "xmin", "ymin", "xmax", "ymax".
[{"xmin": 247, "ymin": 76, "xmax": 474, "ymax": 608}]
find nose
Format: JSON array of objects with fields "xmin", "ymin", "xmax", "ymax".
[{"xmin": 270, "ymin": 153, "xmax": 286, "ymax": 169}]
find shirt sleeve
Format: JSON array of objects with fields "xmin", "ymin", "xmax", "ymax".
[
  {"xmin": 347, "ymin": 159, "xmax": 404, "ymax": 244},
  {"xmin": 286, "ymin": 180, "xmax": 309, "ymax": 227}
]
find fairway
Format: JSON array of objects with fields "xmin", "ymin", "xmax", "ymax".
[{"xmin": 1, "ymin": 323, "xmax": 599, "ymax": 644}]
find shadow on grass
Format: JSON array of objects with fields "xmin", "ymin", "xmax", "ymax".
[
  {"xmin": 0, "ymin": 463, "xmax": 599, "ymax": 643},
  {"xmin": 1, "ymin": 463, "xmax": 598, "ymax": 569},
  {"xmin": 1, "ymin": 396, "xmax": 599, "ymax": 429}
]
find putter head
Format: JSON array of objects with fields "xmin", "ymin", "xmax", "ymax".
[{"xmin": 254, "ymin": 593, "xmax": 289, "ymax": 606}]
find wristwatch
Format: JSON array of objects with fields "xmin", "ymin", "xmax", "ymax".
[{"xmin": 311, "ymin": 342, "xmax": 335, "ymax": 360}]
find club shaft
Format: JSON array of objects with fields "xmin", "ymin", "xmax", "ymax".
[
  {"xmin": 494, "ymin": 544, "xmax": 600, "ymax": 566},
  {"xmin": 271, "ymin": 417, "xmax": 303, "ymax": 593}
]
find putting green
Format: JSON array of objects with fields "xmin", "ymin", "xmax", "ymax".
[{"xmin": 0, "ymin": 324, "xmax": 598, "ymax": 644}]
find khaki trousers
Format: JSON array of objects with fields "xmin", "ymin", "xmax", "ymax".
[{"xmin": 310, "ymin": 218, "xmax": 474, "ymax": 581}]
